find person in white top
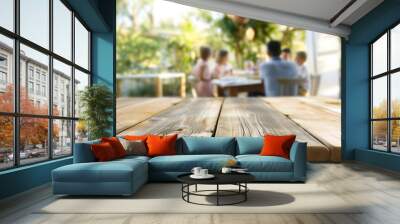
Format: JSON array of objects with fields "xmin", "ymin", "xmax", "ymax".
[
  {"xmin": 192, "ymin": 46, "xmax": 214, "ymax": 97},
  {"xmin": 212, "ymin": 49, "xmax": 232, "ymax": 79},
  {"xmin": 295, "ymin": 51, "xmax": 310, "ymax": 96}
]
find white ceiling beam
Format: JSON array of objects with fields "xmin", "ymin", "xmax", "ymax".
[
  {"xmin": 330, "ymin": 0, "xmax": 368, "ymax": 27},
  {"xmin": 166, "ymin": 0, "xmax": 351, "ymax": 37}
]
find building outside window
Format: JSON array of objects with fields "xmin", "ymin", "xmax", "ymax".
[
  {"xmin": 0, "ymin": 0, "xmax": 91, "ymax": 170},
  {"xmin": 370, "ymin": 23, "xmax": 400, "ymax": 154},
  {"xmin": 28, "ymin": 81, "xmax": 34, "ymax": 94},
  {"xmin": 0, "ymin": 54, "xmax": 7, "ymax": 89}
]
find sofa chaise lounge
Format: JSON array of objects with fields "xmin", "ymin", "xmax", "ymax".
[{"xmin": 52, "ymin": 136, "xmax": 307, "ymax": 196}]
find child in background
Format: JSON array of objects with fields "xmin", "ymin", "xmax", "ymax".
[{"xmin": 295, "ymin": 51, "xmax": 310, "ymax": 96}]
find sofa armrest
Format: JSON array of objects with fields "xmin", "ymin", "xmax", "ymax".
[
  {"xmin": 289, "ymin": 141, "xmax": 307, "ymax": 181},
  {"xmin": 73, "ymin": 140, "xmax": 100, "ymax": 163}
]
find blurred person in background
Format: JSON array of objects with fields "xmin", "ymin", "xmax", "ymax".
[
  {"xmin": 213, "ymin": 49, "xmax": 233, "ymax": 79},
  {"xmin": 259, "ymin": 41, "xmax": 297, "ymax": 96},
  {"xmin": 192, "ymin": 46, "xmax": 214, "ymax": 97},
  {"xmin": 281, "ymin": 48, "xmax": 292, "ymax": 61},
  {"xmin": 295, "ymin": 51, "xmax": 310, "ymax": 96}
]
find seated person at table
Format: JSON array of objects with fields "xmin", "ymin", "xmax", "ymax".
[
  {"xmin": 295, "ymin": 51, "xmax": 310, "ymax": 96},
  {"xmin": 281, "ymin": 48, "xmax": 292, "ymax": 61},
  {"xmin": 213, "ymin": 49, "xmax": 233, "ymax": 79},
  {"xmin": 259, "ymin": 41, "xmax": 297, "ymax": 96},
  {"xmin": 192, "ymin": 46, "xmax": 214, "ymax": 97}
]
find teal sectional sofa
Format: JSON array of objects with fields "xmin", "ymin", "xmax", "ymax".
[{"xmin": 52, "ymin": 137, "xmax": 307, "ymax": 196}]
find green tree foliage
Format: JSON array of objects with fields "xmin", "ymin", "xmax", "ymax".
[
  {"xmin": 214, "ymin": 15, "xmax": 304, "ymax": 67},
  {"xmin": 79, "ymin": 84, "xmax": 113, "ymax": 140}
]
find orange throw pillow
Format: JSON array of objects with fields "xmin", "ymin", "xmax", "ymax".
[
  {"xmin": 124, "ymin": 135, "xmax": 148, "ymax": 141},
  {"xmin": 91, "ymin": 142, "xmax": 117, "ymax": 162},
  {"xmin": 146, "ymin": 134, "xmax": 178, "ymax": 157},
  {"xmin": 260, "ymin": 134, "xmax": 296, "ymax": 159},
  {"xmin": 101, "ymin": 137, "xmax": 126, "ymax": 158}
]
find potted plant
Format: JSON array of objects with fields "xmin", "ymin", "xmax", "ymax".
[{"xmin": 79, "ymin": 84, "xmax": 113, "ymax": 140}]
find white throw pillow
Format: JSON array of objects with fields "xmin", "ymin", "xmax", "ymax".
[{"xmin": 119, "ymin": 138, "xmax": 147, "ymax": 156}]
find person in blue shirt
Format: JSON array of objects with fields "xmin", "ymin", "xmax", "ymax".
[{"xmin": 259, "ymin": 41, "xmax": 298, "ymax": 96}]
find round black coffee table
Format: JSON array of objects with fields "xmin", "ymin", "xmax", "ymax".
[{"xmin": 177, "ymin": 173, "xmax": 255, "ymax": 206}]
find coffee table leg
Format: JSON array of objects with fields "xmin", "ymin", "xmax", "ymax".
[
  {"xmin": 216, "ymin": 184, "xmax": 219, "ymax": 206},
  {"xmin": 245, "ymin": 183, "xmax": 247, "ymax": 201}
]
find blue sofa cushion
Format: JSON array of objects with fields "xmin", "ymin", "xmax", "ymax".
[
  {"xmin": 53, "ymin": 159, "xmax": 147, "ymax": 183},
  {"xmin": 73, "ymin": 140, "xmax": 100, "ymax": 163},
  {"xmin": 178, "ymin": 137, "xmax": 236, "ymax": 155},
  {"xmin": 236, "ymin": 137, "xmax": 263, "ymax": 155},
  {"xmin": 149, "ymin": 154, "xmax": 235, "ymax": 172},
  {"xmin": 236, "ymin": 155, "xmax": 293, "ymax": 172}
]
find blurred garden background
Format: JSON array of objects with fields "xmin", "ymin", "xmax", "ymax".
[{"xmin": 115, "ymin": 0, "xmax": 325, "ymax": 97}]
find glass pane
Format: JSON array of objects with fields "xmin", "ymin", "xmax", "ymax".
[
  {"xmin": 53, "ymin": 59, "xmax": 72, "ymax": 117},
  {"xmin": 372, "ymin": 33, "xmax": 387, "ymax": 76},
  {"xmin": 372, "ymin": 121, "xmax": 388, "ymax": 151},
  {"xmin": 74, "ymin": 18, "xmax": 89, "ymax": 70},
  {"xmin": 20, "ymin": 0, "xmax": 49, "ymax": 49},
  {"xmin": 372, "ymin": 77, "xmax": 387, "ymax": 119},
  {"xmin": 0, "ymin": 0, "xmax": 14, "ymax": 31},
  {"xmin": 53, "ymin": 0, "xmax": 72, "ymax": 60},
  {"xmin": 391, "ymin": 120, "xmax": 400, "ymax": 153},
  {"xmin": 0, "ymin": 116, "xmax": 14, "ymax": 170},
  {"xmin": 74, "ymin": 69, "xmax": 89, "ymax": 118},
  {"xmin": 75, "ymin": 120, "xmax": 88, "ymax": 143},
  {"xmin": 20, "ymin": 117, "xmax": 49, "ymax": 165},
  {"xmin": 20, "ymin": 44, "xmax": 49, "ymax": 115},
  {"xmin": 53, "ymin": 119, "xmax": 72, "ymax": 157},
  {"xmin": 0, "ymin": 35, "xmax": 14, "ymax": 112},
  {"xmin": 391, "ymin": 72, "xmax": 400, "ymax": 118},
  {"xmin": 391, "ymin": 24, "xmax": 400, "ymax": 70}
]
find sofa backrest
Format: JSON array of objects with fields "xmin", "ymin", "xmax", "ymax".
[
  {"xmin": 235, "ymin": 136, "xmax": 263, "ymax": 155},
  {"xmin": 73, "ymin": 140, "xmax": 100, "ymax": 163},
  {"xmin": 177, "ymin": 136, "xmax": 236, "ymax": 155}
]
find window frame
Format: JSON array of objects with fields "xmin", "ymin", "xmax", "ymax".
[
  {"xmin": 370, "ymin": 22, "xmax": 400, "ymax": 154},
  {"xmin": 0, "ymin": 0, "xmax": 92, "ymax": 171}
]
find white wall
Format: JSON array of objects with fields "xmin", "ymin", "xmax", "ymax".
[{"xmin": 306, "ymin": 31, "xmax": 341, "ymax": 98}]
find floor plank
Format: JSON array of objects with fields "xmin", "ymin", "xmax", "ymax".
[
  {"xmin": 120, "ymin": 98, "xmax": 223, "ymax": 137},
  {"xmin": 3, "ymin": 163, "xmax": 400, "ymax": 224},
  {"xmin": 116, "ymin": 97, "xmax": 182, "ymax": 134},
  {"xmin": 215, "ymin": 98, "xmax": 331, "ymax": 162},
  {"xmin": 264, "ymin": 97, "xmax": 341, "ymax": 162}
]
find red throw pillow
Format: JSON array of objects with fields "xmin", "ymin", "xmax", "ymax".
[
  {"xmin": 146, "ymin": 134, "xmax": 178, "ymax": 157},
  {"xmin": 101, "ymin": 137, "xmax": 126, "ymax": 158},
  {"xmin": 260, "ymin": 134, "xmax": 296, "ymax": 159},
  {"xmin": 91, "ymin": 142, "xmax": 117, "ymax": 161}
]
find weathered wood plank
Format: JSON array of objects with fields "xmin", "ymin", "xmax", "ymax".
[
  {"xmin": 116, "ymin": 97, "xmax": 182, "ymax": 134},
  {"xmin": 264, "ymin": 97, "xmax": 341, "ymax": 162},
  {"xmin": 215, "ymin": 98, "xmax": 330, "ymax": 162},
  {"xmin": 120, "ymin": 98, "xmax": 223, "ymax": 137}
]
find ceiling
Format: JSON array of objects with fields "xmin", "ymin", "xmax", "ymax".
[{"xmin": 166, "ymin": 0, "xmax": 384, "ymax": 37}]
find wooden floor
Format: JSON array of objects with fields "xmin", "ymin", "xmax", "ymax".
[
  {"xmin": 1, "ymin": 162, "xmax": 400, "ymax": 224},
  {"xmin": 117, "ymin": 97, "xmax": 341, "ymax": 162}
]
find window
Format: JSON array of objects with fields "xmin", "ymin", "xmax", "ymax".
[
  {"xmin": 370, "ymin": 23, "xmax": 400, "ymax": 154},
  {"xmin": 28, "ymin": 81, "xmax": 34, "ymax": 94},
  {"xmin": 0, "ymin": 34, "xmax": 14, "ymax": 113},
  {"xmin": 0, "ymin": 0, "xmax": 14, "ymax": 31},
  {"xmin": 28, "ymin": 67, "xmax": 34, "ymax": 80},
  {"xmin": 53, "ymin": 59, "xmax": 72, "ymax": 117},
  {"xmin": 0, "ymin": 0, "xmax": 91, "ymax": 170},
  {"xmin": 20, "ymin": 0, "xmax": 49, "ymax": 48},
  {"xmin": 75, "ymin": 18, "xmax": 90, "ymax": 70},
  {"xmin": 53, "ymin": 0, "xmax": 72, "ymax": 60},
  {"xmin": 0, "ymin": 71, "xmax": 7, "ymax": 84},
  {"xmin": 0, "ymin": 116, "xmax": 14, "ymax": 170}
]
